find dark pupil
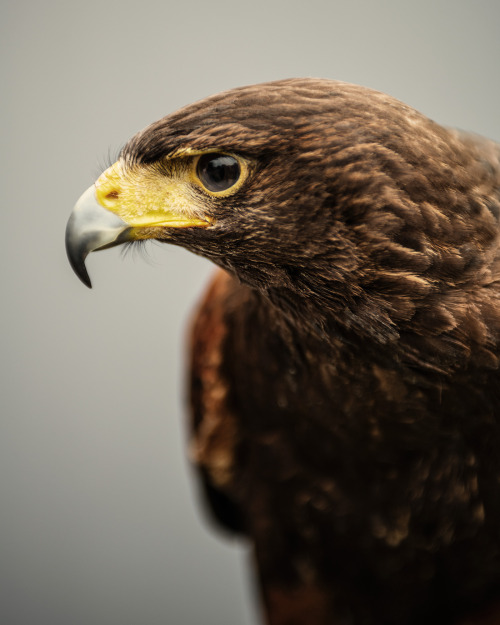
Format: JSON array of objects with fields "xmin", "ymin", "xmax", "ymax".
[{"xmin": 197, "ymin": 154, "xmax": 240, "ymax": 192}]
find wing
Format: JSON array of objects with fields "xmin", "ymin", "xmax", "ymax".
[
  {"xmin": 187, "ymin": 269, "xmax": 335, "ymax": 623},
  {"xmin": 187, "ymin": 268, "xmax": 247, "ymax": 535}
]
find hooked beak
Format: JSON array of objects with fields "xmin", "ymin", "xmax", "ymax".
[
  {"xmin": 65, "ymin": 185, "xmax": 132, "ymax": 288},
  {"xmin": 66, "ymin": 160, "xmax": 213, "ymax": 288}
]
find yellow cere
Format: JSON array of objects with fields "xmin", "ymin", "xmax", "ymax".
[{"xmin": 94, "ymin": 160, "xmax": 211, "ymax": 230}]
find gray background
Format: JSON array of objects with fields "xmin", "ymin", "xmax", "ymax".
[{"xmin": 2, "ymin": 1, "xmax": 499, "ymax": 624}]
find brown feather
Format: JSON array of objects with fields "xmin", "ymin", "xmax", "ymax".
[{"xmin": 189, "ymin": 269, "xmax": 238, "ymax": 491}]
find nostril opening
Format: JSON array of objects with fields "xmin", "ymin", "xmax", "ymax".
[{"xmin": 106, "ymin": 190, "xmax": 119, "ymax": 200}]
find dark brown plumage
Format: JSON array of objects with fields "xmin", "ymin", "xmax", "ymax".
[{"xmin": 66, "ymin": 79, "xmax": 500, "ymax": 625}]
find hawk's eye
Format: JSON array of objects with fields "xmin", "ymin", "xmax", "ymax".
[{"xmin": 196, "ymin": 153, "xmax": 241, "ymax": 193}]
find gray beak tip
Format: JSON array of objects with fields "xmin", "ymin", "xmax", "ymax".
[
  {"xmin": 65, "ymin": 185, "xmax": 130, "ymax": 288},
  {"xmin": 65, "ymin": 216, "xmax": 93, "ymax": 288}
]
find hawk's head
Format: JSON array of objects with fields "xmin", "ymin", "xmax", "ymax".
[{"xmin": 66, "ymin": 78, "xmax": 500, "ymax": 353}]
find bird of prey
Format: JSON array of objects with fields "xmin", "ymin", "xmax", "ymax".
[{"xmin": 65, "ymin": 79, "xmax": 500, "ymax": 625}]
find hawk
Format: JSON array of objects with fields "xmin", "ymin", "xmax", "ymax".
[{"xmin": 66, "ymin": 79, "xmax": 500, "ymax": 625}]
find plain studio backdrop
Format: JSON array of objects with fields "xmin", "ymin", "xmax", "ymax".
[{"xmin": 1, "ymin": 1, "xmax": 499, "ymax": 624}]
